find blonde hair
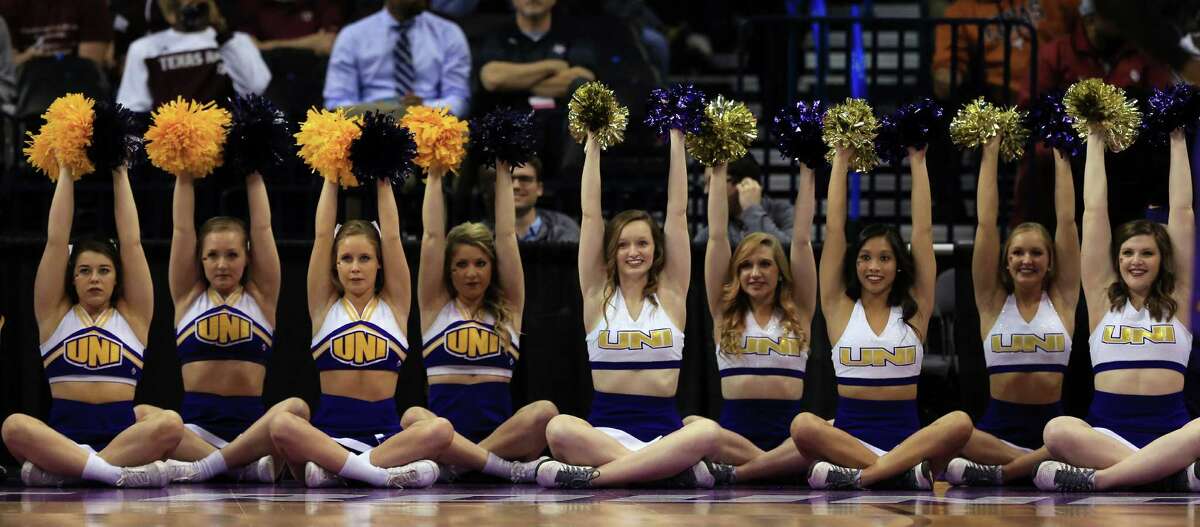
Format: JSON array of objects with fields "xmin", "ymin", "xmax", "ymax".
[
  {"xmin": 718, "ymin": 233, "xmax": 808, "ymax": 354},
  {"xmin": 998, "ymin": 222, "xmax": 1055, "ymax": 293},
  {"xmin": 330, "ymin": 220, "xmax": 382, "ymax": 295},
  {"xmin": 445, "ymin": 222, "xmax": 517, "ymax": 354}
]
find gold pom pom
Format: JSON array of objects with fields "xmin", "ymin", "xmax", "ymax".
[
  {"xmin": 1064, "ymin": 78, "xmax": 1142, "ymax": 153},
  {"xmin": 295, "ymin": 107, "xmax": 363, "ymax": 187},
  {"xmin": 685, "ymin": 95, "xmax": 757, "ymax": 166},
  {"xmin": 949, "ymin": 98, "xmax": 1028, "ymax": 162},
  {"xmin": 23, "ymin": 93, "xmax": 96, "ymax": 181},
  {"xmin": 144, "ymin": 97, "xmax": 231, "ymax": 178},
  {"xmin": 400, "ymin": 105, "xmax": 468, "ymax": 174},
  {"xmin": 822, "ymin": 98, "xmax": 879, "ymax": 172},
  {"xmin": 568, "ymin": 81, "xmax": 628, "ymax": 150}
]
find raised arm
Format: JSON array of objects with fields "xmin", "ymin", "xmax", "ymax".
[
  {"xmin": 1167, "ymin": 130, "xmax": 1194, "ymax": 322},
  {"xmin": 790, "ymin": 163, "xmax": 818, "ymax": 326},
  {"xmin": 245, "ymin": 172, "xmax": 281, "ymax": 317},
  {"xmin": 1080, "ymin": 128, "xmax": 1115, "ymax": 324},
  {"xmin": 659, "ymin": 129, "xmax": 692, "ymax": 298},
  {"xmin": 972, "ymin": 136, "xmax": 1003, "ymax": 312},
  {"xmin": 493, "ymin": 161, "xmax": 525, "ymax": 329},
  {"xmin": 33, "ymin": 167, "xmax": 75, "ymax": 332},
  {"xmin": 377, "ymin": 178, "xmax": 411, "ymax": 323},
  {"xmin": 1050, "ymin": 148, "xmax": 1081, "ymax": 313},
  {"xmin": 307, "ymin": 180, "xmax": 339, "ymax": 323},
  {"xmin": 704, "ymin": 164, "xmax": 732, "ymax": 320},
  {"xmin": 908, "ymin": 147, "xmax": 937, "ymax": 336},
  {"xmin": 418, "ymin": 167, "xmax": 450, "ymax": 322},
  {"xmin": 112, "ymin": 165, "xmax": 154, "ymax": 334},
  {"xmin": 168, "ymin": 175, "xmax": 202, "ymax": 306},
  {"xmin": 819, "ymin": 148, "xmax": 851, "ymax": 314},
  {"xmin": 578, "ymin": 134, "xmax": 607, "ymax": 299}
]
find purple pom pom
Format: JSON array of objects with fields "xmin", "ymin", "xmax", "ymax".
[
  {"xmin": 471, "ymin": 107, "xmax": 537, "ymax": 168},
  {"xmin": 645, "ymin": 83, "xmax": 707, "ymax": 137},
  {"xmin": 1143, "ymin": 82, "xmax": 1200, "ymax": 147},
  {"xmin": 349, "ymin": 111, "xmax": 418, "ymax": 186},
  {"xmin": 224, "ymin": 94, "xmax": 295, "ymax": 178},
  {"xmin": 874, "ymin": 99, "xmax": 943, "ymax": 166},
  {"xmin": 771, "ymin": 101, "xmax": 826, "ymax": 168},
  {"xmin": 87, "ymin": 100, "xmax": 139, "ymax": 174},
  {"xmin": 1030, "ymin": 90, "xmax": 1083, "ymax": 157}
]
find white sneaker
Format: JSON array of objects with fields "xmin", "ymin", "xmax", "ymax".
[
  {"xmin": 385, "ymin": 460, "xmax": 439, "ymax": 489},
  {"xmin": 1188, "ymin": 461, "xmax": 1200, "ymax": 492},
  {"xmin": 536, "ymin": 460, "xmax": 598, "ymax": 489},
  {"xmin": 233, "ymin": 456, "xmax": 277, "ymax": 483},
  {"xmin": 20, "ymin": 461, "xmax": 71, "ymax": 487},
  {"xmin": 510, "ymin": 456, "xmax": 550, "ymax": 484},
  {"xmin": 806, "ymin": 461, "xmax": 862, "ymax": 490},
  {"xmin": 304, "ymin": 462, "xmax": 346, "ymax": 488},
  {"xmin": 163, "ymin": 459, "xmax": 202, "ymax": 483},
  {"xmin": 115, "ymin": 461, "xmax": 172, "ymax": 488},
  {"xmin": 945, "ymin": 457, "xmax": 1002, "ymax": 486},
  {"xmin": 1033, "ymin": 460, "xmax": 1095, "ymax": 492}
]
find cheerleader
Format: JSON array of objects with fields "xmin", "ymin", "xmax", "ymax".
[
  {"xmin": 1035, "ymin": 128, "xmax": 1200, "ymax": 492},
  {"xmin": 945, "ymin": 136, "xmax": 1080, "ymax": 486},
  {"xmin": 2, "ymin": 164, "xmax": 182, "ymax": 487},
  {"xmin": 681, "ymin": 161, "xmax": 816, "ymax": 483},
  {"xmin": 535, "ymin": 130, "xmax": 731, "ymax": 489},
  {"xmin": 794, "ymin": 146, "xmax": 973, "ymax": 490},
  {"xmin": 397, "ymin": 160, "xmax": 557, "ymax": 483}
]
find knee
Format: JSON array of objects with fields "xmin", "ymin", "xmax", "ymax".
[
  {"xmin": 942, "ymin": 411, "xmax": 975, "ymax": 444},
  {"xmin": 686, "ymin": 417, "xmax": 721, "ymax": 451},
  {"xmin": 400, "ymin": 406, "xmax": 434, "ymax": 428},
  {"xmin": 1, "ymin": 413, "xmax": 35, "ymax": 450},
  {"xmin": 273, "ymin": 398, "xmax": 310, "ymax": 421},
  {"xmin": 544, "ymin": 415, "xmax": 581, "ymax": 452},
  {"xmin": 415, "ymin": 417, "xmax": 455, "ymax": 450},
  {"xmin": 150, "ymin": 410, "xmax": 184, "ymax": 447},
  {"xmin": 527, "ymin": 400, "xmax": 559, "ymax": 423},
  {"xmin": 268, "ymin": 412, "xmax": 306, "ymax": 449},
  {"xmin": 682, "ymin": 415, "xmax": 702, "ymax": 426},
  {"xmin": 133, "ymin": 404, "xmax": 162, "ymax": 421},
  {"xmin": 789, "ymin": 412, "xmax": 826, "ymax": 448},
  {"xmin": 1042, "ymin": 416, "xmax": 1082, "ymax": 454}
]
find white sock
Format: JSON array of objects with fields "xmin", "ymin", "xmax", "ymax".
[
  {"xmin": 481, "ymin": 453, "xmax": 514, "ymax": 480},
  {"xmin": 337, "ymin": 452, "xmax": 390, "ymax": 486},
  {"xmin": 81, "ymin": 453, "xmax": 122, "ymax": 485},
  {"xmin": 193, "ymin": 451, "xmax": 228, "ymax": 482}
]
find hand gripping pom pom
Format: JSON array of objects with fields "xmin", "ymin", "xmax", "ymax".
[
  {"xmin": 143, "ymin": 97, "xmax": 232, "ymax": 178},
  {"xmin": 24, "ymin": 93, "xmax": 95, "ymax": 181},
  {"xmin": 874, "ymin": 99, "xmax": 944, "ymax": 166},
  {"xmin": 471, "ymin": 107, "xmax": 536, "ymax": 168},
  {"xmin": 400, "ymin": 105, "xmax": 469, "ymax": 175},
  {"xmin": 822, "ymin": 98, "xmax": 880, "ymax": 172},
  {"xmin": 349, "ymin": 111, "xmax": 419, "ymax": 186},
  {"xmin": 568, "ymin": 81, "xmax": 629, "ymax": 150},
  {"xmin": 645, "ymin": 83, "xmax": 707, "ymax": 137},
  {"xmin": 1030, "ymin": 90, "xmax": 1084, "ymax": 157},
  {"xmin": 685, "ymin": 96, "xmax": 758, "ymax": 167},
  {"xmin": 1063, "ymin": 78, "xmax": 1141, "ymax": 153},
  {"xmin": 771, "ymin": 101, "xmax": 826, "ymax": 169},
  {"xmin": 1143, "ymin": 82, "xmax": 1200, "ymax": 147},
  {"xmin": 295, "ymin": 108, "xmax": 362, "ymax": 187},
  {"xmin": 224, "ymin": 94, "xmax": 295, "ymax": 178},
  {"xmin": 949, "ymin": 98, "xmax": 1029, "ymax": 162},
  {"xmin": 88, "ymin": 101, "xmax": 140, "ymax": 175}
]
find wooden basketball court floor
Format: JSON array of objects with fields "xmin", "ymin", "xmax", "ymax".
[{"xmin": 1, "ymin": 481, "xmax": 1198, "ymax": 526}]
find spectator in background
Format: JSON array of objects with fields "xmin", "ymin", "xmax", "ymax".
[
  {"xmin": 933, "ymin": 0, "xmax": 1081, "ymax": 103},
  {"xmin": 431, "ymin": 0, "xmax": 479, "ymax": 18},
  {"xmin": 323, "ymin": 0, "xmax": 470, "ymax": 117},
  {"xmin": 117, "ymin": 0, "xmax": 270, "ymax": 112},
  {"xmin": 1092, "ymin": 0, "xmax": 1200, "ymax": 85},
  {"xmin": 237, "ymin": 0, "xmax": 342, "ymax": 55},
  {"xmin": 0, "ymin": 0, "xmax": 112, "ymax": 69},
  {"xmin": 476, "ymin": 0, "xmax": 597, "ymax": 178},
  {"xmin": 483, "ymin": 156, "xmax": 580, "ymax": 243},
  {"xmin": 0, "ymin": 15, "xmax": 15, "ymax": 110},
  {"xmin": 693, "ymin": 155, "xmax": 794, "ymax": 245}
]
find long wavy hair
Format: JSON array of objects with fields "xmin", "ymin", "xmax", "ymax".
[
  {"xmin": 998, "ymin": 222, "xmax": 1056, "ymax": 293},
  {"xmin": 445, "ymin": 222, "xmax": 517, "ymax": 354},
  {"xmin": 330, "ymin": 220, "xmax": 383, "ymax": 295},
  {"xmin": 842, "ymin": 224, "xmax": 919, "ymax": 323},
  {"xmin": 602, "ymin": 210, "xmax": 666, "ymax": 316},
  {"xmin": 718, "ymin": 232, "xmax": 808, "ymax": 354},
  {"xmin": 1108, "ymin": 219, "xmax": 1177, "ymax": 320},
  {"xmin": 197, "ymin": 216, "xmax": 249, "ymax": 286},
  {"xmin": 65, "ymin": 238, "xmax": 122, "ymax": 305}
]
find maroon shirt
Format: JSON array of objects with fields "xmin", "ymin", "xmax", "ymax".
[
  {"xmin": 236, "ymin": 0, "xmax": 342, "ymax": 41},
  {"xmin": 0, "ymin": 0, "xmax": 112, "ymax": 55},
  {"xmin": 1034, "ymin": 22, "xmax": 1174, "ymax": 99}
]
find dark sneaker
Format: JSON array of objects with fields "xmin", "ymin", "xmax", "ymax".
[
  {"xmin": 945, "ymin": 457, "xmax": 1002, "ymax": 486},
  {"xmin": 1033, "ymin": 460, "xmax": 1096, "ymax": 492},
  {"xmin": 874, "ymin": 461, "xmax": 933, "ymax": 490},
  {"xmin": 706, "ymin": 461, "xmax": 736, "ymax": 486},
  {"xmin": 536, "ymin": 461, "xmax": 599, "ymax": 489},
  {"xmin": 807, "ymin": 461, "xmax": 862, "ymax": 490}
]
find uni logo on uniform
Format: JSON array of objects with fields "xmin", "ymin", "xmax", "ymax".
[
  {"xmin": 446, "ymin": 326, "xmax": 501, "ymax": 359},
  {"xmin": 196, "ymin": 312, "xmax": 252, "ymax": 346},
  {"xmin": 1101, "ymin": 325, "xmax": 1176, "ymax": 345},
  {"xmin": 839, "ymin": 346, "xmax": 917, "ymax": 367},
  {"xmin": 598, "ymin": 329, "xmax": 673, "ymax": 350},
  {"xmin": 990, "ymin": 333, "xmax": 1067, "ymax": 353},
  {"xmin": 331, "ymin": 331, "xmax": 389, "ymax": 366},
  {"xmin": 64, "ymin": 334, "xmax": 123, "ymax": 369},
  {"xmin": 738, "ymin": 336, "xmax": 803, "ymax": 356}
]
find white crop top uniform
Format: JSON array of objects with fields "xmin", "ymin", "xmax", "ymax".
[
  {"xmin": 716, "ymin": 311, "xmax": 808, "ymax": 379},
  {"xmin": 587, "ymin": 293, "xmax": 684, "ymax": 371},
  {"xmin": 1089, "ymin": 300, "xmax": 1192, "ymax": 375},
  {"xmin": 983, "ymin": 293, "xmax": 1071, "ymax": 374},
  {"xmin": 175, "ymin": 287, "xmax": 274, "ymax": 365},
  {"xmin": 421, "ymin": 301, "xmax": 519, "ymax": 378},
  {"xmin": 41, "ymin": 306, "xmax": 146, "ymax": 386},
  {"xmin": 310, "ymin": 298, "xmax": 408, "ymax": 372},
  {"xmin": 832, "ymin": 301, "xmax": 923, "ymax": 386}
]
